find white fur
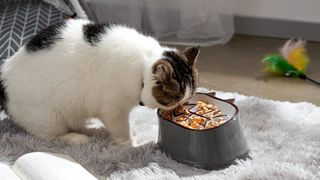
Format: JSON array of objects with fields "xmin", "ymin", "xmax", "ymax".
[{"xmin": 0, "ymin": 19, "xmax": 179, "ymax": 144}]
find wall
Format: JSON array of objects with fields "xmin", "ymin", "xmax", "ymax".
[{"xmin": 234, "ymin": 0, "xmax": 320, "ymax": 23}]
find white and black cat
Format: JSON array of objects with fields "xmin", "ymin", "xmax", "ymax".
[{"xmin": 0, "ymin": 19, "xmax": 199, "ymax": 145}]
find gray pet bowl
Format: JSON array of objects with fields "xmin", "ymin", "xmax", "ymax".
[{"xmin": 157, "ymin": 92, "xmax": 249, "ymax": 170}]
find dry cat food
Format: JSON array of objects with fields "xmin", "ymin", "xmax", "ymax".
[{"xmin": 161, "ymin": 101, "xmax": 227, "ymax": 130}]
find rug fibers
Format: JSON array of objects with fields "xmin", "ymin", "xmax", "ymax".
[{"xmin": 0, "ymin": 88, "xmax": 320, "ymax": 179}]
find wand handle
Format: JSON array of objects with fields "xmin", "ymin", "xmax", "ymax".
[{"xmin": 299, "ymin": 74, "xmax": 320, "ymax": 86}]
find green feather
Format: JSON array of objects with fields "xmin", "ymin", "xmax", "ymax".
[{"xmin": 262, "ymin": 54, "xmax": 304, "ymax": 77}]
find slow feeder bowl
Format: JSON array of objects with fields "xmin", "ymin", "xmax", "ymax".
[{"xmin": 157, "ymin": 92, "xmax": 249, "ymax": 170}]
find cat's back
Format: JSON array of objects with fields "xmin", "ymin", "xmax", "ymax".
[
  {"xmin": 25, "ymin": 19, "xmax": 89, "ymax": 52},
  {"xmin": 3, "ymin": 18, "xmax": 159, "ymax": 72},
  {"xmin": 1, "ymin": 19, "xmax": 160, "ymax": 107},
  {"xmin": 23, "ymin": 18, "xmax": 159, "ymax": 57},
  {"xmin": 1, "ymin": 19, "xmax": 94, "ymax": 74}
]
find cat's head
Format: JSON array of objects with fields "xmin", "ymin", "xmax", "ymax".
[{"xmin": 141, "ymin": 47, "xmax": 200, "ymax": 110}]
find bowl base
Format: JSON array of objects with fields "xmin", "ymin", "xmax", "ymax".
[{"xmin": 168, "ymin": 150, "xmax": 250, "ymax": 170}]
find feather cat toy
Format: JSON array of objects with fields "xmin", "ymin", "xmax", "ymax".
[{"xmin": 262, "ymin": 39, "xmax": 320, "ymax": 86}]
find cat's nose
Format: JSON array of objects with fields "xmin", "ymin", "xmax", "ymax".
[{"xmin": 139, "ymin": 101, "xmax": 145, "ymax": 106}]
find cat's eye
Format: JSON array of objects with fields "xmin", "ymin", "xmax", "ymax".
[{"xmin": 156, "ymin": 81, "xmax": 160, "ymax": 85}]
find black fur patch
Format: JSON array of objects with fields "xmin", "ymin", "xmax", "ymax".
[
  {"xmin": 163, "ymin": 51, "xmax": 194, "ymax": 90},
  {"xmin": 26, "ymin": 21, "xmax": 66, "ymax": 52},
  {"xmin": 83, "ymin": 23, "xmax": 110, "ymax": 46}
]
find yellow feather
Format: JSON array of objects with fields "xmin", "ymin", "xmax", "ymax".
[{"xmin": 287, "ymin": 47, "xmax": 309, "ymax": 72}]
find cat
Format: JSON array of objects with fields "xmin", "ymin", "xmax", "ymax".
[{"xmin": 0, "ymin": 19, "xmax": 200, "ymax": 145}]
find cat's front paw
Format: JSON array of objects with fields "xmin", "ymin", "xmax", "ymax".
[
  {"xmin": 59, "ymin": 133, "xmax": 89, "ymax": 145},
  {"xmin": 115, "ymin": 138, "xmax": 131, "ymax": 146}
]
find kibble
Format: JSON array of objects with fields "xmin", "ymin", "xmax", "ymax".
[{"xmin": 161, "ymin": 100, "xmax": 227, "ymax": 130}]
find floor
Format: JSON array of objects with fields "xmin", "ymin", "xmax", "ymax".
[{"xmin": 178, "ymin": 35, "xmax": 320, "ymax": 106}]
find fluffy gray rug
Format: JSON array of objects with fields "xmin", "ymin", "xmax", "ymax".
[{"xmin": 1, "ymin": 88, "xmax": 320, "ymax": 179}]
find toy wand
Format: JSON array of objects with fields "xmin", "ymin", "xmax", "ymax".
[{"xmin": 262, "ymin": 39, "xmax": 320, "ymax": 86}]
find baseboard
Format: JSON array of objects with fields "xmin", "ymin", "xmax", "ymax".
[{"xmin": 234, "ymin": 15, "xmax": 320, "ymax": 42}]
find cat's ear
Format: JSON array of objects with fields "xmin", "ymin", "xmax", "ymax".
[
  {"xmin": 183, "ymin": 46, "xmax": 200, "ymax": 66},
  {"xmin": 153, "ymin": 61, "xmax": 173, "ymax": 81}
]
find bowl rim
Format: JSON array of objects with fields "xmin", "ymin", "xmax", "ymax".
[{"xmin": 157, "ymin": 91, "xmax": 239, "ymax": 131}]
